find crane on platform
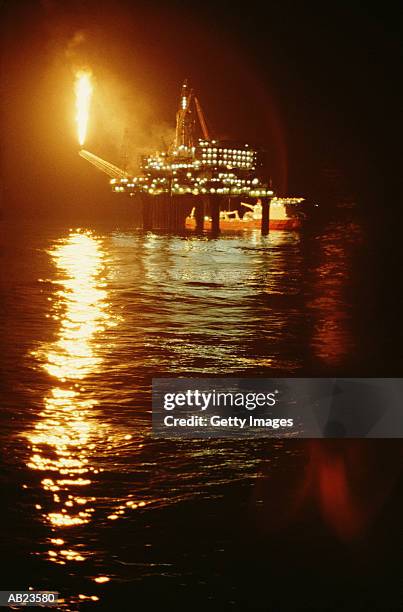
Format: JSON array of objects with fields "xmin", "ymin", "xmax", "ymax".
[{"xmin": 194, "ymin": 96, "xmax": 210, "ymax": 141}]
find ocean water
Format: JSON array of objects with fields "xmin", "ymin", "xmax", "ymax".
[{"xmin": 1, "ymin": 216, "xmax": 402, "ymax": 610}]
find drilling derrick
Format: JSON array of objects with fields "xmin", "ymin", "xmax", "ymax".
[{"xmin": 174, "ymin": 80, "xmax": 195, "ymax": 149}]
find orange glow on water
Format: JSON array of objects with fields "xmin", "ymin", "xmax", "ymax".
[
  {"xmin": 315, "ymin": 447, "xmax": 362, "ymax": 540},
  {"xmin": 26, "ymin": 231, "xmax": 114, "ymax": 564},
  {"xmin": 296, "ymin": 441, "xmax": 401, "ymax": 540},
  {"xmin": 75, "ymin": 71, "xmax": 93, "ymax": 146}
]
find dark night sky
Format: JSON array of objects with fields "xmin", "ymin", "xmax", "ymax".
[{"xmin": 1, "ymin": 0, "xmax": 401, "ymax": 223}]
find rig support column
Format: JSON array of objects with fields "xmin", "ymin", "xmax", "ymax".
[
  {"xmin": 167, "ymin": 196, "xmax": 176, "ymax": 232},
  {"xmin": 261, "ymin": 197, "xmax": 271, "ymax": 236},
  {"xmin": 210, "ymin": 196, "xmax": 220, "ymax": 236},
  {"xmin": 194, "ymin": 199, "xmax": 205, "ymax": 232}
]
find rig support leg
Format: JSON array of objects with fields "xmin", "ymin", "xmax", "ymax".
[
  {"xmin": 261, "ymin": 197, "xmax": 271, "ymax": 235},
  {"xmin": 167, "ymin": 195, "xmax": 175, "ymax": 231},
  {"xmin": 210, "ymin": 196, "xmax": 220, "ymax": 236},
  {"xmin": 174, "ymin": 199, "xmax": 181, "ymax": 233},
  {"xmin": 195, "ymin": 199, "xmax": 205, "ymax": 232},
  {"xmin": 169, "ymin": 197, "xmax": 175, "ymax": 232}
]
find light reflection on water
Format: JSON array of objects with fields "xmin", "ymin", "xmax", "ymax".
[
  {"xmin": 27, "ymin": 232, "xmax": 115, "ymax": 566},
  {"xmin": 115, "ymin": 229, "xmax": 306, "ymax": 374}
]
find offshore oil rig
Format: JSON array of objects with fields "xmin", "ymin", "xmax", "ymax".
[{"xmin": 80, "ymin": 81, "xmax": 304, "ymax": 234}]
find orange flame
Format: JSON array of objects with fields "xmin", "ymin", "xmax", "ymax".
[{"xmin": 75, "ymin": 70, "xmax": 92, "ymax": 147}]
